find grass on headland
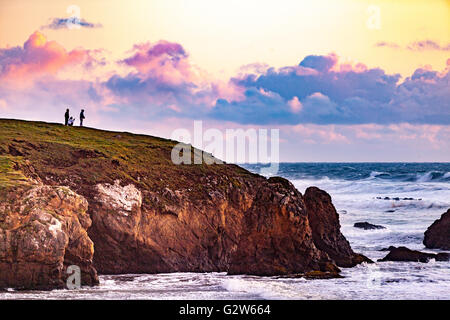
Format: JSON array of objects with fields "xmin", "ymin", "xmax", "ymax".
[
  {"xmin": 0, "ymin": 155, "xmax": 29, "ymax": 188},
  {"xmin": 0, "ymin": 119, "xmax": 255, "ymax": 202}
]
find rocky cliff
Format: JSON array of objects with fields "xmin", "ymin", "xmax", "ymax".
[
  {"xmin": 0, "ymin": 119, "xmax": 368, "ymax": 289},
  {"xmin": 0, "ymin": 184, "xmax": 98, "ymax": 289}
]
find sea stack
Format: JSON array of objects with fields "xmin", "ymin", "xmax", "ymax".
[{"xmin": 423, "ymin": 209, "xmax": 450, "ymax": 250}]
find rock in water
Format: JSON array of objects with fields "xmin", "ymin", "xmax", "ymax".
[
  {"xmin": 227, "ymin": 178, "xmax": 339, "ymax": 276},
  {"xmin": 303, "ymin": 187, "xmax": 372, "ymax": 267},
  {"xmin": 378, "ymin": 246, "xmax": 450, "ymax": 263},
  {"xmin": 424, "ymin": 209, "xmax": 450, "ymax": 250},
  {"xmin": 354, "ymin": 222, "xmax": 386, "ymax": 230},
  {"xmin": 0, "ymin": 185, "xmax": 98, "ymax": 290}
]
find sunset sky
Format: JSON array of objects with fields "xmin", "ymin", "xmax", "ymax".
[{"xmin": 0, "ymin": 0, "xmax": 449, "ymax": 161}]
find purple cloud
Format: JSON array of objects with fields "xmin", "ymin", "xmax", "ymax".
[
  {"xmin": 298, "ymin": 53, "xmax": 338, "ymax": 72},
  {"xmin": 42, "ymin": 17, "xmax": 102, "ymax": 30},
  {"xmin": 407, "ymin": 40, "xmax": 450, "ymax": 52},
  {"xmin": 374, "ymin": 41, "xmax": 401, "ymax": 49},
  {"xmin": 104, "ymin": 41, "xmax": 243, "ymax": 120},
  {"xmin": 209, "ymin": 54, "xmax": 450, "ymax": 125},
  {"xmin": 122, "ymin": 41, "xmax": 187, "ymax": 69},
  {"xmin": 375, "ymin": 40, "xmax": 450, "ymax": 51},
  {"xmin": 1, "ymin": 32, "xmax": 449, "ymax": 127}
]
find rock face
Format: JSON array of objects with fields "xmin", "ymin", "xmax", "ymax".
[
  {"xmin": 354, "ymin": 222, "xmax": 385, "ymax": 230},
  {"xmin": 0, "ymin": 185, "xmax": 98, "ymax": 290},
  {"xmin": 378, "ymin": 246, "xmax": 450, "ymax": 263},
  {"xmin": 88, "ymin": 176, "xmax": 250, "ymax": 274},
  {"xmin": 88, "ymin": 175, "xmax": 368, "ymax": 277},
  {"xmin": 227, "ymin": 178, "xmax": 339, "ymax": 276},
  {"xmin": 303, "ymin": 187, "xmax": 372, "ymax": 267},
  {"xmin": 89, "ymin": 177, "xmax": 354, "ymax": 277},
  {"xmin": 423, "ymin": 209, "xmax": 450, "ymax": 250},
  {"xmin": 0, "ymin": 119, "xmax": 370, "ymax": 289}
]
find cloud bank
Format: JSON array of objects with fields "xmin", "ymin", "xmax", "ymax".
[
  {"xmin": 211, "ymin": 54, "xmax": 449, "ymax": 125},
  {"xmin": 0, "ymin": 31, "xmax": 449, "ymax": 128},
  {"xmin": 104, "ymin": 40, "xmax": 243, "ymax": 118}
]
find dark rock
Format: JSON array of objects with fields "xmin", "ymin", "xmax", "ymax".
[
  {"xmin": 379, "ymin": 246, "xmax": 397, "ymax": 251},
  {"xmin": 423, "ymin": 209, "xmax": 450, "ymax": 250},
  {"xmin": 228, "ymin": 179, "xmax": 339, "ymax": 276},
  {"xmin": 378, "ymin": 246, "xmax": 450, "ymax": 263},
  {"xmin": 275, "ymin": 270, "xmax": 343, "ymax": 280},
  {"xmin": 436, "ymin": 253, "xmax": 450, "ymax": 261},
  {"xmin": 303, "ymin": 187, "xmax": 373, "ymax": 268},
  {"xmin": 354, "ymin": 222, "xmax": 386, "ymax": 230},
  {"xmin": 8, "ymin": 145, "xmax": 25, "ymax": 157}
]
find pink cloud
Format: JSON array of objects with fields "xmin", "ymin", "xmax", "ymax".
[
  {"xmin": 106, "ymin": 39, "xmax": 243, "ymax": 112},
  {"xmin": 121, "ymin": 41, "xmax": 193, "ymax": 86},
  {"xmin": 291, "ymin": 124, "xmax": 349, "ymax": 144},
  {"xmin": 288, "ymin": 96, "xmax": 302, "ymax": 113},
  {"xmin": 345, "ymin": 123, "xmax": 448, "ymax": 148},
  {"xmin": 0, "ymin": 31, "xmax": 95, "ymax": 83},
  {"xmin": 281, "ymin": 123, "xmax": 450, "ymax": 153}
]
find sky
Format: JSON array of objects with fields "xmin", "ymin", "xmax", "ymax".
[{"xmin": 0, "ymin": 0, "xmax": 449, "ymax": 162}]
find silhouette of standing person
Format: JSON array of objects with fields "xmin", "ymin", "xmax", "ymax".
[
  {"xmin": 65, "ymin": 108, "xmax": 70, "ymax": 126},
  {"xmin": 80, "ymin": 109, "xmax": 85, "ymax": 127}
]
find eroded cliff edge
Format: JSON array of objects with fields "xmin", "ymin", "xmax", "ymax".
[
  {"xmin": 0, "ymin": 119, "xmax": 369, "ymax": 289},
  {"xmin": 0, "ymin": 185, "xmax": 98, "ymax": 289}
]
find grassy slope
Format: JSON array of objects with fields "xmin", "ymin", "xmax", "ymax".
[{"xmin": 0, "ymin": 119, "xmax": 255, "ymax": 203}]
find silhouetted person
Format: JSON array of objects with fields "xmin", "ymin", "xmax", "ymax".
[
  {"xmin": 64, "ymin": 108, "xmax": 70, "ymax": 126},
  {"xmin": 68, "ymin": 117, "xmax": 75, "ymax": 126},
  {"xmin": 80, "ymin": 109, "xmax": 85, "ymax": 127}
]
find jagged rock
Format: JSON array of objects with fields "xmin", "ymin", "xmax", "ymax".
[
  {"xmin": 0, "ymin": 185, "xmax": 98, "ymax": 290},
  {"xmin": 303, "ymin": 187, "xmax": 373, "ymax": 267},
  {"xmin": 228, "ymin": 178, "xmax": 339, "ymax": 276},
  {"xmin": 378, "ymin": 246, "xmax": 450, "ymax": 263},
  {"xmin": 379, "ymin": 246, "xmax": 396, "ymax": 251},
  {"xmin": 354, "ymin": 222, "xmax": 385, "ymax": 230},
  {"xmin": 424, "ymin": 209, "xmax": 450, "ymax": 250}
]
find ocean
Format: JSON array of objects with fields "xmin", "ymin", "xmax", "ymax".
[{"xmin": 1, "ymin": 163, "xmax": 449, "ymax": 300}]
